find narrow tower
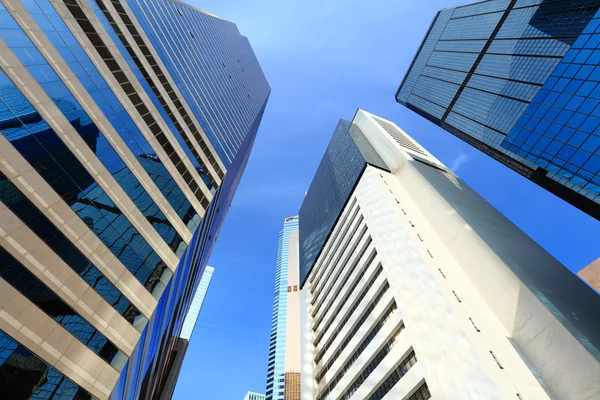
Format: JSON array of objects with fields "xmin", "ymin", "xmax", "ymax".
[{"xmin": 266, "ymin": 216, "xmax": 301, "ymax": 400}]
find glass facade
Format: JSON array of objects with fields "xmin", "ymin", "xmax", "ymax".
[
  {"xmin": 397, "ymin": 0, "xmax": 600, "ymax": 219},
  {"xmin": 265, "ymin": 217, "xmax": 299, "ymax": 400},
  {"xmin": 505, "ymin": 8, "xmax": 600, "ymax": 203},
  {"xmin": 298, "ymin": 119, "xmax": 388, "ymax": 287},
  {"xmin": 110, "ymin": 109, "xmax": 265, "ymax": 398},
  {"xmin": 0, "ymin": 171, "xmax": 144, "ymax": 330},
  {"xmin": 0, "ymin": 247, "xmax": 125, "ymax": 370},
  {"xmin": 0, "ymin": 330, "xmax": 93, "ymax": 400},
  {"xmin": 0, "ymin": 0, "xmax": 269, "ymax": 397},
  {"xmin": 0, "ymin": 73, "xmax": 170, "ymax": 299},
  {"xmin": 125, "ymin": 0, "xmax": 271, "ymax": 166}
]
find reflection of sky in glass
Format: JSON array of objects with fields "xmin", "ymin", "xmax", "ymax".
[
  {"xmin": 0, "ymin": 247, "xmax": 120, "ymax": 366},
  {"xmin": 0, "ymin": 67, "xmax": 166, "ymax": 295},
  {"xmin": 0, "ymin": 330, "xmax": 92, "ymax": 399}
]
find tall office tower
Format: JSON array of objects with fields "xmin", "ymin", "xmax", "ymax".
[
  {"xmin": 265, "ymin": 216, "xmax": 302, "ymax": 400},
  {"xmin": 156, "ymin": 266, "xmax": 214, "ymax": 400},
  {"xmin": 396, "ymin": 0, "xmax": 600, "ymax": 220},
  {"xmin": 245, "ymin": 391, "xmax": 267, "ymax": 400},
  {"xmin": 298, "ymin": 109, "xmax": 600, "ymax": 400},
  {"xmin": 0, "ymin": 0, "xmax": 269, "ymax": 399}
]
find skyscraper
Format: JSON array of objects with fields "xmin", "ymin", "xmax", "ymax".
[
  {"xmin": 156, "ymin": 266, "xmax": 214, "ymax": 400},
  {"xmin": 299, "ymin": 109, "xmax": 600, "ymax": 400},
  {"xmin": 180, "ymin": 266, "xmax": 214, "ymax": 341},
  {"xmin": 397, "ymin": 0, "xmax": 600, "ymax": 220},
  {"xmin": 265, "ymin": 216, "xmax": 301, "ymax": 400},
  {"xmin": 0, "ymin": 1, "xmax": 269, "ymax": 399}
]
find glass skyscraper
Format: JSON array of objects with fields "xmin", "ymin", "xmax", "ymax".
[
  {"xmin": 0, "ymin": 1, "xmax": 268, "ymax": 399},
  {"xmin": 298, "ymin": 116, "xmax": 387, "ymax": 287},
  {"xmin": 397, "ymin": 0, "xmax": 600, "ymax": 220},
  {"xmin": 265, "ymin": 216, "xmax": 300, "ymax": 400}
]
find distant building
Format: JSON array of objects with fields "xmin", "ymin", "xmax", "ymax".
[
  {"xmin": 579, "ymin": 258, "xmax": 600, "ymax": 292},
  {"xmin": 156, "ymin": 266, "xmax": 214, "ymax": 400},
  {"xmin": 180, "ymin": 266, "xmax": 215, "ymax": 340},
  {"xmin": 244, "ymin": 392, "xmax": 266, "ymax": 400},
  {"xmin": 265, "ymin": 216, "xmax": 302, "ymax": 400},
  {"xmin": 397, "ymin": 1, "xmax": 600, "ymax": 220},
  {"xmin": 299, "ymin": 110, "xmax": 600, "ymax": 400}
]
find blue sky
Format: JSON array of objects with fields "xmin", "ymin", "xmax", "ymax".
[{"xmin": 173, "ymin": 1, "xmax": 600, "ymax": 399}]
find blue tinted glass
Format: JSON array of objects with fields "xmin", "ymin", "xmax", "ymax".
[
  {"xmin": 0, "ymin": 71, "xmax": 166, "ymax": 297},
  {"xmin": 0, "ymin": 247, "xmax": 123, "ymax": 367},
  {"xmin": 0, "ymin": 171, "xmax": 144, "ymax": 329},
  {"xmin": 398, "ymin": 0, "xmax": 600, "ymax": 207},
  {"xmin": 298, "ymin": 120, "xmax": 387, "ymax": 286},
  {"xmin": 0, "ymin": 330, "xmax": 93, "ymax": 399}
]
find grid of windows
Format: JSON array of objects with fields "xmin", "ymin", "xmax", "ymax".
[
  {"xmin": 0, "ymin": 0, "xmax": 269, "ymax": 398},
  {"xmin": 315, "ymin": 285, "xmax": 392, "ymax": 383},
  {"xmin": 125, "ymin": 0, "xmax": 271, "ymax": 166},
  {"xmin": 366, "ymin": 352, "xmax": 419, "ymax": 400},
  {"xmin": 15, "ymin": 0, "xmax": 191, "ymax": 250},
  {"xmin": 0, "ymin": 171, "xmax": 144, "ymax": 329},
  {"xmin": 313, "ymin": 248, "xmax": 377, "ymax": 336},
  {"xmin": 406, "ymin": 382, "xmax": 431, "ymax": 400},
  {"xmin": 0, "ymin": 330, "xmax": 93, "ymax": 399},
  {"xmin": 0, "ymin": 247, "xmax": 124, "ymax": 369},
  {"xmin": 313, "ymin": 260, "xmax": 380, "ymax": 350},
  {"xmin": 504, "ymin": 9, "xmax": 600, "ymax": 203},
  {"xmin": 61, "ymin": 0, "xmax": 210, "ymax": 209},
  {"xmin": 21, "ymin": 0, "xmax": 198, "ymax": 234},
  {"xmin": 339, "ymin": 327, "xmax": 407, "ymax": 400},
  {"xmin": 319, "ymin": 320, "xmax": 404, "ymax": 400},
  {"xmin": 299, "ymin": 120, "xmax": 388, "ymax": 287},
  {"xmin": 0, "ymin": 71, "xmax": 168, "ymax": 298},
  {"xmin": 397, "ymin": 0, "xmax": 600, "ymax": 218},
  {"xmin": 91, "ymin": 0, "xmax": 222, "ymax": 186}
]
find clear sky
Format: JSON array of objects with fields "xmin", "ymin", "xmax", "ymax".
[{"xmin": 173, "ymin": 1, "xmax": 600, "ymax": 399}]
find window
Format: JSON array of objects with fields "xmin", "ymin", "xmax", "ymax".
[
  {"xmin": 453, "ymin": 290, "xmax": 462, "ymax": 303},
  {"xmin": 490, "ymin": 351, "xmax": 504, "ymax": 369},
  {"xmin": 339, "ymin": 326, "xmax": 407, "ymax": 400},
  {"xmin": 316, "ymin": 302, "xmax": 398, "ymax": 398},
  {"xmin": 366, "ymin": 351, "xmax": 419, "ymax": 400},
  {"xmin": 407, "ymin": 382, "xmax": 431, "ymax": 400}
]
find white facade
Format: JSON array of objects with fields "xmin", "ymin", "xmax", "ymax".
[
  {"xmin": 180, "ymin": 266, "xmax": 214, "ymax": 340},
  {"xmin": 244, "ymin": 391, "xmax": 266, "ymax": 400},
  {"xmin": 300, "ymin": 110, "xmax": 600, "ymax": 400}
]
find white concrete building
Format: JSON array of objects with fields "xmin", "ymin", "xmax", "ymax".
[
  {"xmin": 298, "ymin": 110, "xmax": 600, "ymax": 400},
  {"xmin": 244, "ymin": 391, "xmax": 266, "ymax": 400}
]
